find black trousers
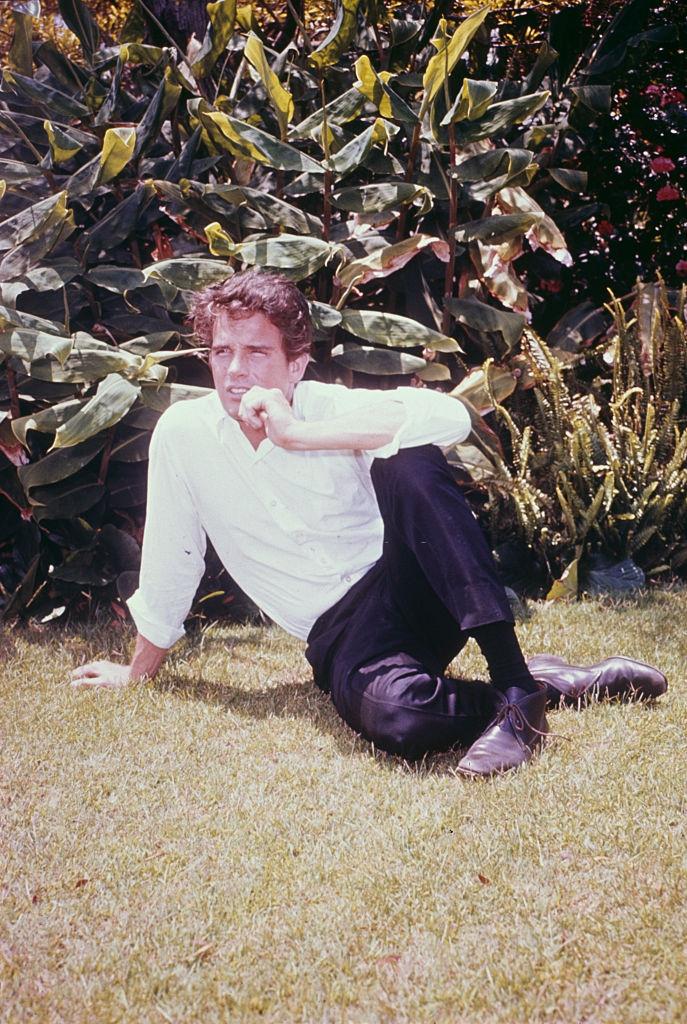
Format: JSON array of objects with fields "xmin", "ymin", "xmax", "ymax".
[{"xmin": 305, "ymin": 445, "xmax": 515, "ymax": 760}]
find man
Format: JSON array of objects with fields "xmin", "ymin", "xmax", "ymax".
[{"xmin": 71, "ymin": 269, "xmax": 667, "ymax": 776}]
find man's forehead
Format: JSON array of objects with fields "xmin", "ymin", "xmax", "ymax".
[{"xmin": 211, "ymin": 309, "xmax": 280, "ymax": 343}]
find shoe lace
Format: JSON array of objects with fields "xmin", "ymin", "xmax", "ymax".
[{"xmin": 492, "ymin": 700, "xmax": 569, "ymax": 745}]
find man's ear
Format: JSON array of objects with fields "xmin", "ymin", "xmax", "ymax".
[{"xmin": 288, "ymin": 352, "xmax": 310, "ymax": 384}]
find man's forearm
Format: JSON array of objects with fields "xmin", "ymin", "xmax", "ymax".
[
  {"xmin": 129, "ymin": 633, "xmax": 169, "ymax": 680},
  {"xmin": 283, "ymin": 399, "xmax": 405, "ymax": 451}
]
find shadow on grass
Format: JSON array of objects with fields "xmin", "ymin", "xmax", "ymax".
[{"xmin": 153, "ymin": 668, "xmax": 500, "ymax": 777}]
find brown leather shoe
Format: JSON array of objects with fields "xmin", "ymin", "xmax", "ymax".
[
  {"xmin": 456, "ymin": 686, "xmax": 549, "ymax": 777},
  {"xmin": 527, "ymin": 654, "xmax": 668, "ymax": 707}
]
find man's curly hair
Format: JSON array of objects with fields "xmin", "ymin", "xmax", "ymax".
[{"xmin": 187, "ymin": 267, "xmax": 313, "ymax": 359}]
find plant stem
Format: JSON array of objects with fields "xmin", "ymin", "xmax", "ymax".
[
  {"xmin": 442, "ymin": 122, "xmax": 458, "ymax": 335},
  {"xmin": 396, "ymin": 122, "xmax": 421, "ymax": 240},
  {"xmin": 98, "ymin": 427, "xmax": 116, "ymax": 485},
  {"xmin": 6, "ymin": 365, "xmax": 21, "ymax": 420}
]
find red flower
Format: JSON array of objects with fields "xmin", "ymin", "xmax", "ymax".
[
  {"xmin": 676, "ymin": 260, "xmax": 687, "ymax": 278},
  {"xmin": 661, "ymin": 89, "xmax": 685, "ymax": 108},
  {"xmin": 644, "ymin": 84, "xmax": 662, "ymax": 95},
  {"xmin": 650, "ymin": 156, "xmax": 676, "ymax": 173},
  {"xmin": 656, "ymin": 185, "xmax": 681, "ymax": 202},
  {"xmin": 596, "ymin": 220, "xmax": 616, "ymax": 237}
]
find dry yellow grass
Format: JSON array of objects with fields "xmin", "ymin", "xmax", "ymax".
[{"xmin": 2, "ymin": 591, "xmax": 686, "ymax": 1023}]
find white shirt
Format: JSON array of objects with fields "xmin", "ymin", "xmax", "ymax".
[{"xmin": 127, "ymin": 381, "xmax": 471, "ymax": 647}]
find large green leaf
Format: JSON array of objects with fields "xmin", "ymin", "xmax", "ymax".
[
  {"xmin": 445, "ymin": 296, "xmax": 526, "ymax": 352},
  {"xmin": 455, "ymin": 148, "xmax": 538, "ymax": 201},
  {"xmin": 571, "ymin": 85, "xmax": 612, "ymax": 114},
  {"xmin": 331, "ymin": 343, "xmax": 427, "ymax": 375},
  {"xmin": 455, "ymin": 213, "xmax": 541, "ymax": 245},
  {"xmin": 57, "ymin": 0, "xmax": 100, "ymax": 62},
  {"xmin": 0, "ymin": 191, "xmax": 73, "ymax": 252},
  {"xmin": 51, "ymin": 374, "xmax": 141, "ymax": 450},
  {"xmin": 8, "ymin": 7, "xmax": 33, "ymax": 77},
  {"xmin": 340, "ymin": 309, "xmax": 460, "ymax": 352},
  {"xmin": 353, "ymin": 56, "xmax": 418, "ymax": 125},
  {"xmin": 0, "ymin": 327, "xmax": 73, "ymax": 364},
  {"xmin": 450, "ymin": 363, "xmax": 517, "ymax": 413},
  {"xmin": 548, "ymin": 168, "xmax": 588, "ymax": 193},
  {"xmin": 11, "ymin": 397, "xmax": 86, "ymax": 446},
  {"xmin": 0, "ymin": 304, "xmax": 65, "ymax": 336},
  {"xmin": 43, "ymin": 121, "xmax": 85, "ymax": 164},
  {"xmin": 0, "ymin": 158, "xmax": 45, "ymax": 185},
  {"xmin": 288, "ymin": 87, "xmax": 364, "ymax": 140},
  {"xmin": 134, "ymin": 73, "xmax": 182, "ymax": 160},
  {"xmin": 231, "ymin": 233, "xmax": 334, "ymax": 279},
  {"xmin": 192, "ymin": 102, "xmax": 322, "ymax": 174},
  {"xmin": 142, "ymin": 257, "xmax": 234, "ymax": 292},
  {"xmin": 332, "ymin": 182, "xmax": 432, "ymax": 215},
  {"xmin": 328, "ymin": 120, "xmax": 394, "ymax": 178},
  {"xmin": 441, "ymin": 79, "xmax": 497, "ymax": 124},
  {"xmin": 421, "ymin": 9, "xmax": 490, "ymax": 117},
  {"xmin": 30, "ymin": 477, "xmax": 105, "ymax": 519},
  {"xmin": 337, "ymin": 234, "xmax": 449, "ymax": 290},
  {"xmin": 100, "ymin": 126, "xmax": 136, "ymax": 183},
  {"xmin": 86, "ymin": 266, "xmax": 147, "ymax": 293},
  {"xmin": 191, "ymin": 0, "xmax": 237, "ymax": 78},
  {"xmin": 2, "ymin": 69, "xmax": 90, "ymax": 120},
  {"xmin": 244, "ymin": 32, "xmax": 294, "ymax": 139},
  {"xmin": 80, "ymin": 182, "xmax": 154, "ymax": 260},
  {"xmin": 456, "ymin": 92, "xmax": 550, "ymax": 142},
  {"xmin": 180, "ymin": 180, "xmax": 323, "ymax": 236},
  {"xmin": 28, "ymin": 347, "xmax": 143, "ymax": 384},
  {"xmin": 310, "ymin": 0, "xmax": 363, "ymax": 70},
  {"xmin": 309, "ymin": 302, "xmax": 342, "ymax": 332},
  {"xmin": 18, "ymin": 434, "xmax": 106, "ymax": 492}
]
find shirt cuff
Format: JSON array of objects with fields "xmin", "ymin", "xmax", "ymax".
[{"xmin": 127, "ymin": 589, "xmax": 186, "ymax": 649}]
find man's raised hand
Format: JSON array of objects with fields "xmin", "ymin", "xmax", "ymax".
[{"xmin": 238, "ymin": 386, "xmax": 302, "ymax": 447}]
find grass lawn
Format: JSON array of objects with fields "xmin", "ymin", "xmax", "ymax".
[{"xmin": 1, "ymin": 592, "xmax": 686, "ymax": 1023}]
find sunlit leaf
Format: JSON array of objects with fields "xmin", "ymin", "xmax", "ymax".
[
  {"xmin": 51, "ymin": 374, "xmax": 141, "ymax": 450},
  {"xmin": 193, "ymin": 102, "xmax": 322, "ymax": 173},
  {"xmin": 337, "ymin": 234, "xmax": 449, "ymax": 290},
  {"xmin": 340, "ymin": 309, "xmax": 460, "ymax": 352},
  {"xmin": 446, "ymin": 296, "xmax": 526, "ymax": 352},
  {"xmin": 331, "ymin": 342, "xmax": 427, "ymax": 375},
  {"xmin": 332, "ymin": 182, "xmax": 432, "ymax": 215},
  {"xmin": 456, "ymin": 213, "xmax": 541, "ymax": 245},
  {"xmin": 289, "ymin": 88, "xmax": 364, "ymax": 140},
  {"xmin": 353, "ymin": 56, "xmax": 417, "ymax": 124},
  {"xmin": 192, "ymin": 0, "xmax": 237, "ymax": 79},
  {"xmin": 421, "ymin": 9, "xmax": 490, "ymax": 116},
  {"xmin": 2, "ymin": 69, "xmax": 90, "ymax": 119},
  {"xmin": 99, "ymin": 126, "xmax": 136, "ymax": 184},
  {"xmin": 43, "ymin": 120, "xmax": 83, "ymax": 163},
  {"xmin": 310, "ymin": 0, "xmax": 363, "ymax": 70},
  {"xmin": 546, "ymin": 557, "xmax": 579, "ymax": 600},
  {"xmin": 18, "ymin": 434, "xmax": 105, "ymax": 490},
  {"xmin": 244, "ymin": 32, "xmax": 294, "ymax": 139},
  {"xmin": 456, "ymin": 92, "xmax": 550, "ymax": 143},
  {"xmin": 441, "ymin": 79, "xmax": 497, "ymax": 125}
]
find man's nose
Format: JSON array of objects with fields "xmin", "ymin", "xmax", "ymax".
[{"xmin": 225, "ymin": 351, "xmax": 247, "ymax": 377}]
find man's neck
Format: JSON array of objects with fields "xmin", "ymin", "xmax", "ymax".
[{"xmin": 240, "ymin": 421, "xmax": 267, "ymax": 450}]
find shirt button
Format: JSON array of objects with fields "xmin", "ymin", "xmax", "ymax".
[{"xmin": 343, "ymin": 574, "xmax": 352, "ymax": 583}]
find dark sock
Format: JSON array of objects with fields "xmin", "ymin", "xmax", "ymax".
[{"xmin": 469, "ymin": 621, "xmax": 539, "ymax": 694}]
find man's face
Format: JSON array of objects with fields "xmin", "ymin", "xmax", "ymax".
[{"xmin": 209, "ymin": 309, "xmax": 308, "ymax": 420}]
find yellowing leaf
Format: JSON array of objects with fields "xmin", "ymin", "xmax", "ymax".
[
  {"xmin": 43, "ymin": 120, "xmax": 82, "ymax": 164},
  {"xmin": 192, "ymin": 0, "xmax": 237, "ymax": 78},
  {"xmin": 354, "ymin": 56, "xmax": 393, "ymax": 117},
  {"xmin": 546, "ymin": 558, "xmax": 579, "ymax": 601},
  {"xmin": 99, "ymin": 126, "xmax": 136, "ymax": 184},
  {"xmin": 0, "ymin": 181, "xmax": 5, "ymax": 203},
  {"xmin": 310, "ymin": 0, "xmax": 362, "ymax": 70},
  {"xmin": 205, "ymin": 222, "xmax": 236, "ymax": 257},
  {"xmin": 244, "ymin": 32, "xmax": 294, "ymax": 139},
  {"xmin": 421, "ymin": 8, "xmax": 490, "ymax": 116},
  {"xmin": 442, "ymin": 79, "xmax": 497, "ymax": 124}
]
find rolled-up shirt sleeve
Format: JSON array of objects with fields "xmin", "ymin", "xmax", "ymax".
[
  {"xmin": 127, "ymin": 415, "xmax": 207, "ymax": 648},
  {"xmin": 366, "ymin": 386, "xmax": 471, "ymax": 458}
]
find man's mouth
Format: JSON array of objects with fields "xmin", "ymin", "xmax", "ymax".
[{"xmin": 226, "ymin": 387, "xmax": 249, "ymax": 396}]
